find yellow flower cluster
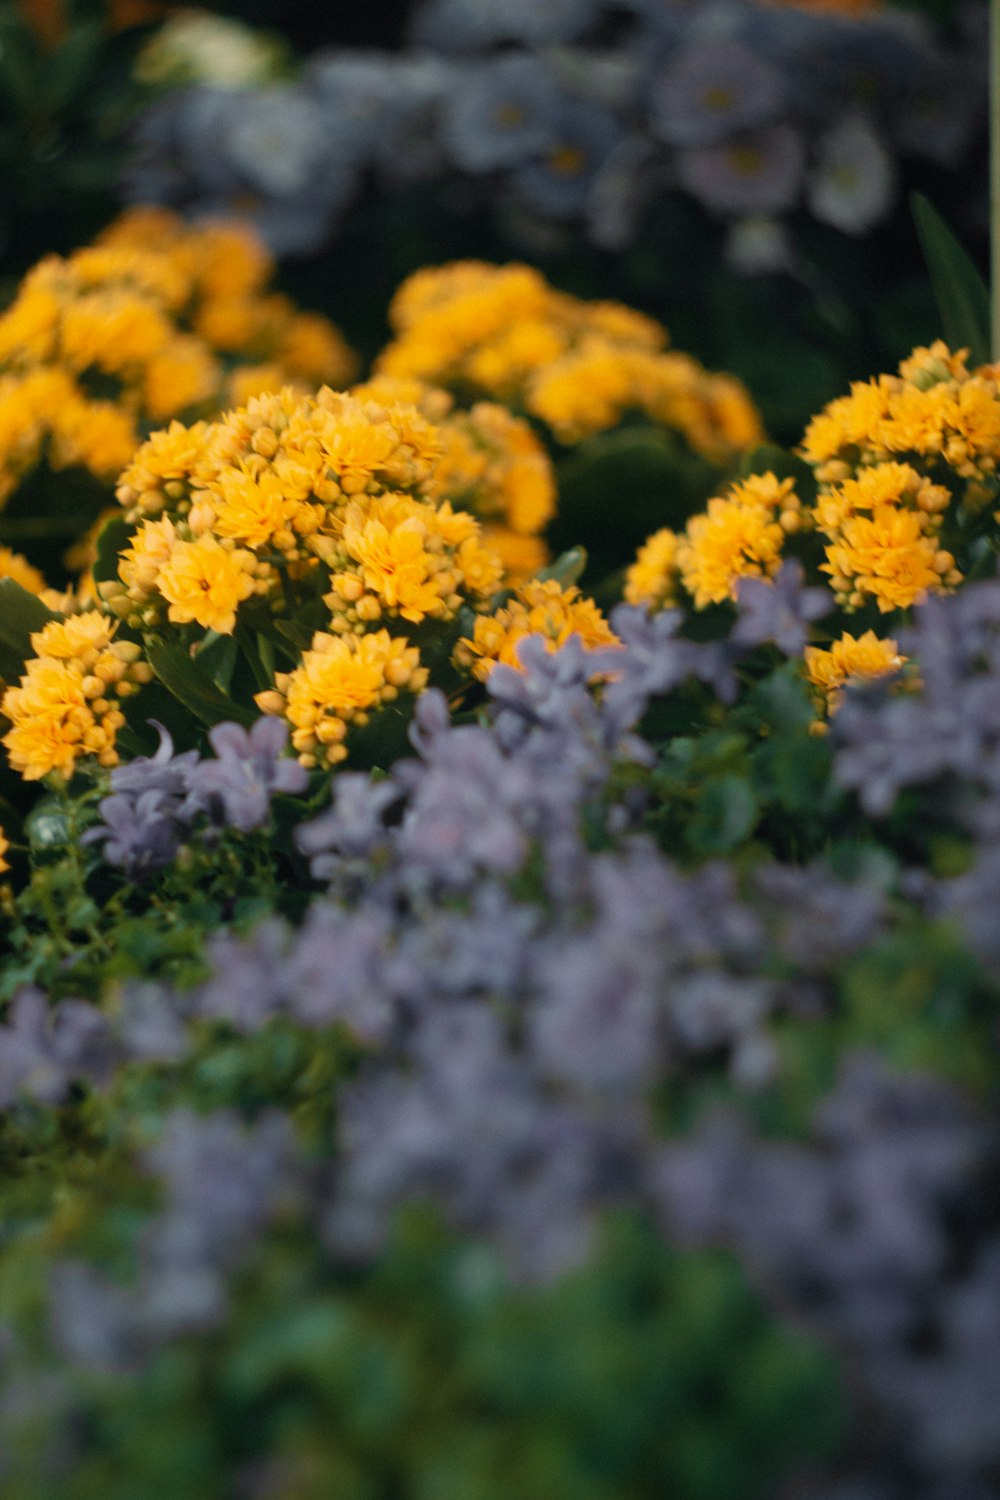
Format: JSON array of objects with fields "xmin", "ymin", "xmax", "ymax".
[
  {"xmin": 814, "ymin": 460, "xmax": 960, "ymax": 612},
  {"xmin": 354, "ymin": 374, "xmax": 556, "ymax": 581},
  {"xmin": 0, "ymin": 206, "xmax": 356, "ymax": 511},
  {"xmin": 455, "ymin": 577, "xmax": 618, "ymax": 681},
  {"xmin": 804, "ymin": 630, "xmax": 905, "ymax": 721},
  {"xmin": 108, "ymin": 386, "xmax": 503, "ymax": 636},
  {"xmin": 801, "ymin": 341, "xmax": 1000, "ymax": 501},
  {"xmin": 1, "ymin": 612, "xmax": 152, "ymax": 781},
  {"xmin": 624, "ymin": 527, "xmax": 681, "ymax": 610},
  {"xmin": 376, "ymin": 260, "xmax": 763, "ymax": 464},
  {"xmin": 675, "ymin": 472, "xmax": 805, "ymax": 609},
  {"xmin": 256, "ymin": 629, "xmax": 428, "ymax": 770}
]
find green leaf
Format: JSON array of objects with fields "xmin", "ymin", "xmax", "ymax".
[
  {"xmin": 92, "ymin": 514, "xmax": 132, "ymax": 589},
  {"xmin": 143, "ymin": 638, "xmax": 256, "ymax": 728},
  {"xmin": 538, "ymin": 546, "xmax": 588, "ymax": 587},
  {"xmin": 689, "ymin": 774, "xmax": 758, "ymax": 855},
  {"xmin": 0, "ymin": 579, "xmax": 57, "ymax": 682},
  {"xmin": 911, "ymin": 193, "xmax": 990, "ymax": 366},
  {"xmin": 193, "ymin": 631, "xmax": 238, "ymax": 695}
]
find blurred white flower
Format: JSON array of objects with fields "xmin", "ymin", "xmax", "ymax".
[
  {"xmin": 135, "ymin": 8, "xmax": 287, "ymax": 90},
  {"xmin": 807, "ymin": 111, "xmax": 895, "ymax": 234}
]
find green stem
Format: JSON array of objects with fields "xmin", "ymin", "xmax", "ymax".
[{"xmin": 992, "ymin": 0, "xmax": 1000, "ymax": 358}]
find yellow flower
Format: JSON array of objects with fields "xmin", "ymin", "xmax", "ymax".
[
  {"xmin": 677, "ymin": 495, "xmax": 786, "ymax": 608},
  {"xmin": 156, "ymin": 535, "xmax": 257, "ymax": 633},
  {"xmin": 49, "ymin": 397, "xmax": 138, "ymax": 480},
  {"xmin": 142, "ymin": 336, "xmax": 220, "ymax": 421},
  {"xmin": 1, "ymin": 607, "xmax": 148, "ymax": 782},
  {"xmin": 822, "ymin": 506, "xmax": 958, "ymax": 613},
  {"xmin": 117, "ymin": 420, "xmax": 212, "ymax": 520},
  {"xmin": 259, "ymin": 628, "xmax": 428, "ymax": 769},
  {"xmin": 340, "ymin": 513, "xmax": 447, "ymax": 624},
  {"xmin": 804, "ymin": 630, "xmax": 904, "ymax": 718},
  {"xmin": 0, "ymin": 545, "xmax": 47, "ymax": 595},
  {"xmin": 625, "ymin": 528, "xmax": 680, "ymax": 609},
  {"xmin": 0, "ymin": 824, "xmax": 8, "ymax": 873},
  {"xmin": 456, "ymin": 578, "xmax": 618, "ymax": 681}
]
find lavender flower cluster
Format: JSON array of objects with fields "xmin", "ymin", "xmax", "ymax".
[
  {"xmin": 83, "ymin": 717, "xmax": 308, "ymax": 878},
  {"xmin": 831, "ymin": 577, "xmax": 1000, "ymax": 979},
  {"xmin": 124, "ymin": 0, "xmax": 986, "ymax": 259},
  {"xmin": 2, "ymin": 570, "xmax": 1000, "ymax": 1491}
]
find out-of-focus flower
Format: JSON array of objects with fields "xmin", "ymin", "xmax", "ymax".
[
  {"xmin": 677, "ymin": 122, "xmax": 805, "ymax": 216},
  {"xmin": 807, "ymin": 111, "xmax": 895, "ymax": 233},
  {"xmin": 410, "ymin": 0, "xmax": 603, "ymax": 52},
  {"xmin": 512, "ymin": 97, "xmax": 625, "ymax": 220},
  {"xmin": 134, "ymin": 8, "xmax": 288, "ymax": 89},
  {"xmin": 189, "ymin": 719, "xmax": 309, "ymax": 832},
  {"xmin": 649, "ymin": 40, "xmax": 784, "ymax": 147},
  {"xmin": 724, "ymin": 213, "xmax": 795, "ymax": 274},
  {"xmin": 441, "ymin": 55, "xmax": 560, "ymax": 172}
]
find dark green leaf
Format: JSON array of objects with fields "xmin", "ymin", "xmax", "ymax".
[
  {"xmin": 193, "ymin": 631, "xmax": 239, "ymax": 695},
  {"xmin": 911, "ymin": 193, "xmax": 990, "ymax": 366},
  {"xmin": 92, "ymin": 514, "xmax": 133, "ymax": 589},
  {"xmin": 143, "ymin": 638, "xmax": 256, "ymax": 728},
  {"xmin": 0, "ymin": 579, "xmax": 57, "ymax": 682}
]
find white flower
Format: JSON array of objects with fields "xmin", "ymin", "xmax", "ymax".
[{"xmin": 807, "ymin": 111, "xmax": 895, "ymax": 235}]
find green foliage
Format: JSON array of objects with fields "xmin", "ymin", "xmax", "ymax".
[
  {"xmin": 549, "ymin": 427, "xmax": 719, "ymax": 583},
  {"xmin": 911, "ymin": 193, "xmax": 991, "ymax": 367},
  {"xmin": 0, "ymin": 579, "xmax": 57, "ymax": 682}
]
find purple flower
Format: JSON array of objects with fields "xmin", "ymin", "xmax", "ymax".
[
  {"xmin": 0, "ymin": 988, "xmax": 115, "ymax": 1107},
  {"xmin": 677, "ymin": 121, "xmax": 805, "ymax": 217},
  {"xmin": 83, "ymin": 790, "xmax": 183, "ymax": 877},
  {"xmin": 108, "ymin": 722, "xmax": 199, "ymax": 798},
  {"xmin": 191, "ymin": 718, "xmax": 308, "ymax": 833},
  {"xmin": 733, "ymin": 560, "xmax": 832, "ymax": 656},
  {"xmin": 649, "ymin": 40, "xmax": 784, "ymax": 148}
]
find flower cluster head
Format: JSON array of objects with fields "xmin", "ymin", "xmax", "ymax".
[
  {"xmin": 797, "ymin": 343, "xmax": 994, "ymax": 613},
  {"xmin": 802, "ymin": 339, "xmax": 1000, "ymax": 506},
  {"xmin": 257, "ymin": 630, "xmax": 428, "ymax": 769},
  {"xmin": 674, "ymin": 471, "xmax": 806, "ymax": 609},
  {"xmin": 813, "ymin": 458, "xmax": 960, "ymax": 612},
  {"xmin": 624, "ymin": 527, "xmax": 681, "ymax": 610},
  {"xmin": 1, "ymin": 611, "xmax": 152, "ymax": 781},
  {"xmin": 455, "ymin": 577, "xmax": 618, "ymax": 681},
  {"xmin": 354, "ymin": 374, "xmax": 557, "ymax": 581},
  {"xmin": 107, "ymin": 385, "xmax": 503, "ymax": 641},
  {"xmin": 376, "ymin": 260, "xmax": 763, "ymax": 463},
  {"xmin": 0, "ymin": 206, "xmax": 356, "ymax": 520},
  {"xmin": 804, "ymin": 629, "xmax": 905, "ymax": 722}
]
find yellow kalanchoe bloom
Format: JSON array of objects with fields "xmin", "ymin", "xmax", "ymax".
[
  {"xmin": 813, "ymin": 460, "xmax": 960, "ymax": 611},
  {"xmin": 0, "ymin": 207, "xmax": 357, "ymax": 524},
  {"xmin": 676, "ymin": 472, "xmax": 803, "ymax": 608},
  {"xmin": 377, "ymin": 260, "xmax": 762, "ymax": 465},
  {"xmin": 804, "ymin": 631, "xmax": 905, "ymax": 721},
  {"xmin": 156, "ymin": 535, "xmax": 260, "ymax": 634},
  {"xmin": 0, "ymin": 545, "xmax": 48, "ymax": 595},
  {"xmin": 108, "ymin": 385, "xmax": 505, "ymax": 641},
  {"xmin": 801, "ymin": 341, "xmax": 1000, "ymax": 500},
  {"xmin": 2, "ymin": 611, "xmax": 152, "ymax": 781},
  {"xmin": 625, "ymin": 528, "xmax": 681, "ymax": 610},
  {"xmin": 353, "ymin": 375, "xmax": 556, "ymax": 581},
  {"xmin": 257, "ymin": 628, "xmax": 428, "ymax": 770},
  {"xmin": 455, "ymin": 578, "xmax": 618, "ymax": 681}
]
